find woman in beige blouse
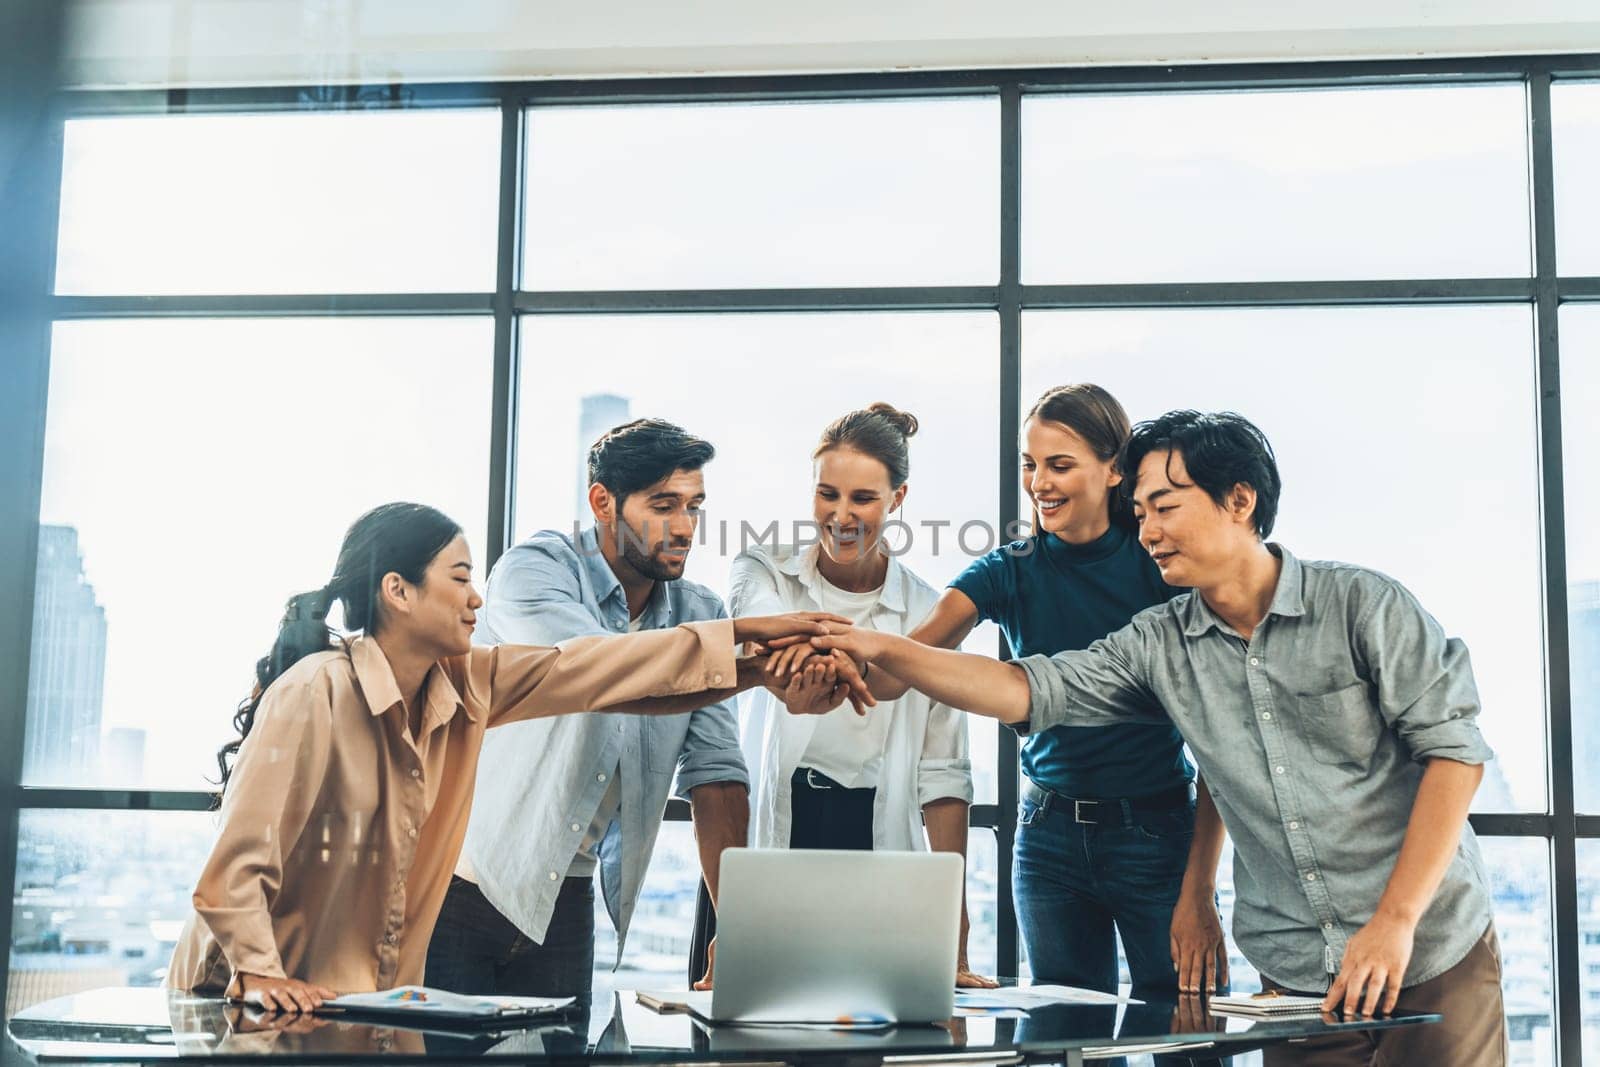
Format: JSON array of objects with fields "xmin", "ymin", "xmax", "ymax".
[{"xmin": 169, "ymin": 502, "xmax": 855, "ymax": 1012}]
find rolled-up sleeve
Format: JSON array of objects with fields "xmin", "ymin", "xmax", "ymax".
[
  {"xmin": 917, "ymin": 699, "xmax": 973, "ymax": 806},
  {"xmin": 675, "ymin": 601, "xmax": 751, "ymax": 797},
  {"xmin": 1014, "ymin": 620, "xmax": 1164, "ymax": 735},
  {"xmin": 1358, "ymin": 581, "xmax": 1495, "ymax": 765}
]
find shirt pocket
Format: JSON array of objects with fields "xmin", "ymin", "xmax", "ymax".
[
  {"xmin": 1300, "ymin": 681, "xmax": 1384, "ymax": 769},
  {"xmin": 644, "ymin": 718, "xmax": 685, "ymax": 776}
]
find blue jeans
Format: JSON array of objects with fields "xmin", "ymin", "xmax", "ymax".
[
  {"xmin": 1013, "ymin": 789, "xmax": 1195, "ymax": 999},
  {"xmin": 425, "ymin": 875, "xmax": 595, "ymax": 1004}
]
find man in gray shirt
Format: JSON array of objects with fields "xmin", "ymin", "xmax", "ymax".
[{"xmin": 814, "ymin": 410, "xmax": 1506, "ymax": 1067}]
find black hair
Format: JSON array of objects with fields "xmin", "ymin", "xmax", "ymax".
[
  {"xmin": 1120, "ymin": 410, "xmax": 1282, "ymax": 538},
  {"xmin": 586, "ymin": 419, "xmax": 715, "ymax": 506},
  {"xmin": 814, "ymin": 402, "xmax": 919, "ymax": 488},
  {"xmin": 213, "ymin": 502, "xmax": 463, "ymax": 798}
]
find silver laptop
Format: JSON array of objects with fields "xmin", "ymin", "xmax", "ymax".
[{"xmin": 685, "ymin": 848, "xmax": 962, "ymax": 1025}]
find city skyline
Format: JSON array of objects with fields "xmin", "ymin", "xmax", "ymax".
[{"xmin": 24, "ymin": 526, "xmax": 106, "ymax": 785}]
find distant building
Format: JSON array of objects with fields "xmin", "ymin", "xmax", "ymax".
[
  {"xmin": 1572, "ymin": 580, "xmax": 1600, "ymax": 813},
  {"xmin": 24, "ymin": 526, "xmax": 107, "ymax": 783},
  {"xmin": 575, "ymin": 393, "xmax": 631, "ymax": 522}
]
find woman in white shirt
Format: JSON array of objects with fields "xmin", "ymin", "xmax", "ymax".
[{"xmin": 730, "ymin": 402, "xmax": 995, "ymax": 988}]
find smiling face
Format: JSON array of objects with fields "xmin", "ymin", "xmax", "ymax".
[
  {"xmin": 1131, "ymin": 448, "xmax": 1260, "ymax": 588},
  {"xmin": 381, "ymin": 533, "xmax": 482, "ymax": 658},
  {"xmin": 1021, "ymin": 417, "xmax": 1122, "ymax": 543},
  {"xmin": 812, "ymin": 447, "xmax": 905, "ymax": 566}
]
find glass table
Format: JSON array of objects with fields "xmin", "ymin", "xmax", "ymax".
[{"xmin": 7, "ymin": 986, "xmax": 1439, "ymax": 1066}]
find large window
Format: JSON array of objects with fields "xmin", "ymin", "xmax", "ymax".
[{"xmin": 5, "ymin": 60, "xmax": 1598, "ymax": 1066}]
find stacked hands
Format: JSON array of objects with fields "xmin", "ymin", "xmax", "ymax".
[{"xmin": 740, "ymin": 614, "xmax": 877, "ymax": 716}]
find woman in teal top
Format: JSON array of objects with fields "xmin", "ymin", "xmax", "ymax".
[{"xmin": 888, "ymin": 385, "xmax": 1230, "ymax": 998}]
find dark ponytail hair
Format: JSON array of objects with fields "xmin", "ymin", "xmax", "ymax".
[
  {"xmin": 213, "ymin": 502, "xmax": 463, "ymax": 798},
  {"xmin": 813, "ymin": 402, "xmax": 919, "ymax": 488},
  {"xmin": 1025, "ymin": 383, "xmax": 1136, "ymax": 531}
]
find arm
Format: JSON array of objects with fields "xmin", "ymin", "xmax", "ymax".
[
  {"xmin": 858, "ymin": 588, "xmax": 982, "ymax": 702},
  {"xmin": 812, "ymin": 629, "xmax": 1031, "ymax": 722},
  {"xmin": 814, "ymin": 619, "xmax": 1161, "ymax": 732},
  {"xmin": 922, "ymin": 799, "xmax": 996, "ymax": 988},
  {"xmin": 1324, "ymin": 757, "xmax": 1483, "ymax": 1015},
  {"xmin": 676, "ymin": 597, "xmax": 752, "ymax": 903},
  {"xmin": 1327, "ymin": 579, "xmax": 1494, "ymax": 1015},
  {"xmin": 1170, "ymin": 775, "xmax": 1229, "ymax": 993},
  {"xmin": 190, "ymin": 680, "xmax": 336, "ymax": 1009},
  {"xmin": 916, "ymin": 684, "xmax": 987, "ymax": 986},
  {"xmin": 689, "ymin": 779, "xmax": 750, "ymax": 990},
  {"xmin": 478, "ymin": 615, "xmax": 852, "ymax": 725}
]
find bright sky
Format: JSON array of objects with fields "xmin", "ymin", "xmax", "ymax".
[{"xmin": 33, "ymin": 83, "xmax": 1600, "ymax": 818}]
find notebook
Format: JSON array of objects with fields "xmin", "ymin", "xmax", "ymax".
[{"xmin": 1206, "ymin": 991, "xmax": 1330, "ymax": 1019}]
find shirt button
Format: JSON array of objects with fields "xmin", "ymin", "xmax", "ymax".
[
  {"xmin": 571, "ymin": 822, "xmax": 582, "ymax": 833},
  {"xmin": 407, "ymin": 827, "xmax": 417, "ymax": 838},
  {"xmin": 548, "ymin": 871, "xmax": 560, "ymax": 881},
  {"xmin": 1324, "ymin": 922, "xmax": 1334, "ymax": 930},
  {"xmin": 1261, "ymin": 711, "xmax": 1272, "ymax": 721},
  {"xmin": 1250, "ymin": 657, "xmax": 1260, "ymax": 666},
  {"xmin": 1274, "ymin": 765, "xmax": 1285, "ymax": 775},
  {"xmin": 385, "ymin": 932, "xmax": 397, "ymax": 945},
  {"xmin": 597, "ymin": 772, "xmax": 608, "ymax": 783},
  {"xmin": 410, "ymin": 768, "xmax": 421, "ymax": 779},
  {"xmin": 1305, "ymin": 872, "xmax": 1318, "ymax": 882},
  {"xmin": 1288, "ymin": 820, "xmax": 1301, "ymax": 830},
  {"xmin": 711, "ymin": 673, "xmax": 723, "ymax": 686}
]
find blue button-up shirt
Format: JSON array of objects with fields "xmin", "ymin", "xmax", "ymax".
[
  {"xmin": 1015, "ymin": 545, "xmax": 1495, "ymax": 992},
  {"xmin": 457, "ymin": 526, "xmax": 748, "ymax": 960}
]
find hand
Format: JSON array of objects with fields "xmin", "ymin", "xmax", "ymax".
[
  {"xmin": 808, "ymin": 623, "xmax": 892, "ymax": 664},
  {"xmin": 236, "ymin": 973, "xmax": 337, "ymax": 1014},
  {"xmin": 1169, "ymin": 889, "xmax": 1230, "ymax": 994},
  {"xmin": 819, "ymin": 650, "xmax": 875, "ymax": 714},
  {"xmin": 955, "ymin": 961, "xmax": 999, "ymax": 989},
  {"xmin": 733, "ymin": 612, "xmax": 852, "ymax": 651},
  {"xmin": 781, "ymin": 658, "xmax": 847, "ymax": 715},
  {"xmin": 765, "ymin": 642, "xmax": 819, "ymax": 681},
  {"xmin": 936, "ymin": 1016, "xmax": 970, "ymax": 1046},
  {"xmin": 694, "ymin": 937, "xmax": 716, "ymax": 991},
  {"xmin": 229, "ymin": 1005, "xmax": 332, "ymax": 1035},
  {"xmin": 1323, "ymin": 911, "xmax": 1416, "ymax": 1016},
  {"xmin": 1171, "ymin": 992, "xmax": 1219, "ymax": 1035}
]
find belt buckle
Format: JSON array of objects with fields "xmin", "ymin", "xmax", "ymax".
[
  {"xmin": 805, "ymin": 768, "xmax": 832, "ymax": 790},
  {"xmin": 1073, "ymin": 799, "xmax": 1098, "ymax": 824}
]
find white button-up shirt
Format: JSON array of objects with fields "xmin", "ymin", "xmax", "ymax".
[{"xmin": 730, "ymin": 543, "xmax": 973, "ymax": 849}]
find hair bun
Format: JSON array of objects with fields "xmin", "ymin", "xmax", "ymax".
[{"xmin": 866, "ymin": 401, "xmax": 919, "ymax": 439}]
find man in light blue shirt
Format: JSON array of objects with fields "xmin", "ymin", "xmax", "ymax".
[{"xmin": 426, "ymin": 419, "xmax": 749, "ymax": 1001}]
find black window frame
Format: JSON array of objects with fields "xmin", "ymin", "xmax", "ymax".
[{"xmin": 3, "ymin": 51, "xmax": 1599, "ymax": 1064}]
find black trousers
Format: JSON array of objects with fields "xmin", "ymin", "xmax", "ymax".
[{"xmin": 787, "ymin": 766, "xmax": 876, "ymax": 850}]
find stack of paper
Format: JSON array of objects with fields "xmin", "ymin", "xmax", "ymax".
[{"xmin": 318, "ymin": 986, "xmax": 574, "ymax": 1024}]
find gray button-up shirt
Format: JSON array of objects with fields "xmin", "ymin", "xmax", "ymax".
[
  {"xmin": 457, "ymin": 526, "xmax": 748, "ymax": 961},
  {"xmin": 1015, "ymin": 545, "xmax": 1494, "ymax": 992}
]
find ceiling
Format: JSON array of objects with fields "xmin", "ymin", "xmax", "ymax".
[{"xmin": 63, "ymin": 0, "xmax": 1600, "ymax": 89}]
